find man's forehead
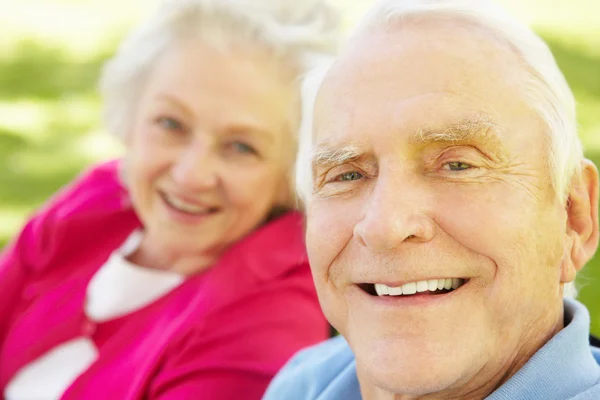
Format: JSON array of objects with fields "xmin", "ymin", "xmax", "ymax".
[
  {"xmin": 317, "ymin": 14, "xmax": 525, "ymax": 100},
  {"xmin": 311, "ymin": 14, "xmax": 532, "ymax": 162}
]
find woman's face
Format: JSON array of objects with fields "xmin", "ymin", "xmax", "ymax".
[{"xmin": 124, "ymin": 38, "xmax": 296, "ymax": 271}]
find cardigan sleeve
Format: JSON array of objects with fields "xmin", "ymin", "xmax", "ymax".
[
  {"xmin": 0, "ymin": 209, "xmax": 55, "ymax": 340},
  {"xmin": 147, "ymin": 266, "xmax": 329, "ymax": 400},
  {"xmin": 0, "ymin": 161, "xmax": 121, "ymax": 338},
  {"xmin": 0, "ymin": 176, "xmax": 79, "ymax": 338}
]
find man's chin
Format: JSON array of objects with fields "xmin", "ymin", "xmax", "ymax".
[
  {"xmin": 359, "ymin": 363, "xmax": 464, "ymax": 398},
  {"xmin": 354, "ymin": 341, "xmax": 473, "ymax": 398}
]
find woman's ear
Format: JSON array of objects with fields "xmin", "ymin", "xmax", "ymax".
[{"xmin": 561, "ymin": 159, "xmax": 599, "ymax": 283}]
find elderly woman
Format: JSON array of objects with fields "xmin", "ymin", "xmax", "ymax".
[{"xmin": 0, "ymin": 0, "xmax": 337, "ymax": 399}]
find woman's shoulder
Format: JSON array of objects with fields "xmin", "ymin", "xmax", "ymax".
[
  {"xmin": 159, "ymin": 211, "xmax": 321, "ymax": 343},
  {"xmin": 48, "ymin": 159, "xmax": 128, "ymax": 219},
  {"xmin": 220, "ymin": 211, "xmax": 309, "ymax": 283},
  {"xmin": 5, "ymin": 159, "xmax": 138, "ymax": 274}
]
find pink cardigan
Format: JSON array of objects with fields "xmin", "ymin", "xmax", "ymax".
[{"xmin": 0, "ymin": 160, "xmax": 328, "ymax": 399}]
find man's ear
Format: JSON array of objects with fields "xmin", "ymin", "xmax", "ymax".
[{"xmin": 561, "ymin": 159, "xmax": 599, "ymax": 283}]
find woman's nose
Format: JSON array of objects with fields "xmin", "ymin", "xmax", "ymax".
[{"xmin": 170, "ymin": 140, "xmax": 219, "ymax": 191}]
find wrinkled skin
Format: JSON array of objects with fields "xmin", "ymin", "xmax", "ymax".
[{"xmin": 306, "ymin": 18, "xmax": 599, "ymax": 400}]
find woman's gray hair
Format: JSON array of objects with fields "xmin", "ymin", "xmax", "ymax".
[
  {"xmin": 100, "ymin": 0, "xmax": 339, "ymax": 140},
  {"xmin": 296, "ymin": 0, "xmax": 582, "ymax": 297}
]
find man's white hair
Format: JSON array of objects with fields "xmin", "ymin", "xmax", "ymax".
[
  {"xmin": 100, "ymin": 0, "xmax": 339, "ymax": 140},
  {"xmin": 296, "ymin": 0, "xmax": 583, "ymax": 297}
]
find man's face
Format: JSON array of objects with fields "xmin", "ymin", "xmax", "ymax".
[{"xmin": 306, "ymin": 19, "xmax": 574, "ymax": 398}]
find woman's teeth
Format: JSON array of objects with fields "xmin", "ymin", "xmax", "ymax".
[
  {"xmin": 375, "ymin": 278, "xmax": 464, "ymax": 296},
  {"xmin": 164, "ymin": 194, "xmax": 212, "ymax": 214}
]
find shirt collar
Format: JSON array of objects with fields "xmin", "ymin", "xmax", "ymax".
[{"xmin": 488, "ymin": 299, "xmax": 600, "ymax": 400}]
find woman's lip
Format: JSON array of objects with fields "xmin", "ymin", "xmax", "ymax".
[
  {"xmin": 158, "ymin": 190, "xmax": 219, "ymax": 209},
  {"xmin": 158, "ymin": 192, "xmax": 221, "ymax": 221},
  {"xmin": 160, "ymin": 195, "xmax": 218, "ymax": 225}
]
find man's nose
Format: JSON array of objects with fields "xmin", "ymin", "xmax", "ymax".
[
  {"xmin": 170, "ymin": 140, "xmax": 219, "ymax": 190},
  {"xmin": 353, "ymin": 175, "xmax": 435, "ymax": 251}
]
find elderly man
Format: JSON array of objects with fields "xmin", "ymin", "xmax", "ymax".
[{"xmin": 263, "ymin": 0, "xmax": 600, "ymax": 399}]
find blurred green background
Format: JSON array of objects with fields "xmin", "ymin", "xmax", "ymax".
[{"xmin": 0, "ymin": 0, "xmax": 599, "ymax": 335}]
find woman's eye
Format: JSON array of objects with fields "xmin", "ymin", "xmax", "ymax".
[
  {"xmin": 156, "ymin": 117, "xmax": 184, "ymax": 132},
  {"xmin": 444, "ymin": 161, "xmax": 472, "ymax": 171},
  {"xmin": 336, "ymin": 171, "xmax": 363, "ymax": 182},
  {"xmin": 230, "ymin": 141, "xmax": 257, "ymax": 155}
]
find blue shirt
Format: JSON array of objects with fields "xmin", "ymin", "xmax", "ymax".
[{"xmin": 264, "ymin": 299, "xmax": 600, "ymax": 399}]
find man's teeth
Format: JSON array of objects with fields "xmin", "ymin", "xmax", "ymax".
[
  {"xmin": 165, "ymin": 194, "xmax": 211, "ymax": 214},
  {"xmin": 374, "ymin": 278, "xmax": 464, "ymax": 296}
]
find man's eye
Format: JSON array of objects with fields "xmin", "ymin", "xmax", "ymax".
[
  {"xmin": 336, "ymin": 171, "xmax": 363, "ymax": 181},
  {"xmin": 230, "ymin": 142, "xmax": 257, "ymax": 155},
  {"xmin": 157, "ymin": 117, "xmax": 184, "ymax": 132},
  {"xmin": 445, "ymin": 162, "xmax": 472, "ymax": 171}
]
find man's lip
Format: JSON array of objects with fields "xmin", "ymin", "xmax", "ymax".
[
  {"xmin": 351, "ymin": 281, "xmax": 467, "ymax": 306},
  {"xmin": 353, "ymin": 278, "xmax": 470, "ymax": 299},
  {"xmin": 354, "ymin": 277, "xmax": 469, "ymax": 286}
]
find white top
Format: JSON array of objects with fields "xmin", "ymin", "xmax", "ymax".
[{"xmin": 5, "ymin": 230, "xmax": 185, "ymax": 400}]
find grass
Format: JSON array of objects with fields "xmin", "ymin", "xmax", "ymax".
[{"xmin": 0, "ymin": 1, "xmax": 599, "ymax": 336}]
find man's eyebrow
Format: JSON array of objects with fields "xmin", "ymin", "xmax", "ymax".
[
  {"xmin": 310, "ymin": 115, "xmax": 504, "ymax": 171},
  {"xmin": 311, "ymin": 143, "xmax": 363, "ymax": 170},
  {"xmin": 412, "ymin": 114, "xmax": 501, "ymax": 147}
]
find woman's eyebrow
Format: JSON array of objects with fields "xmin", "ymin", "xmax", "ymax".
[{"xmin": 224, "ymin": 123, "xmax": 275, "ymax": 144}]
